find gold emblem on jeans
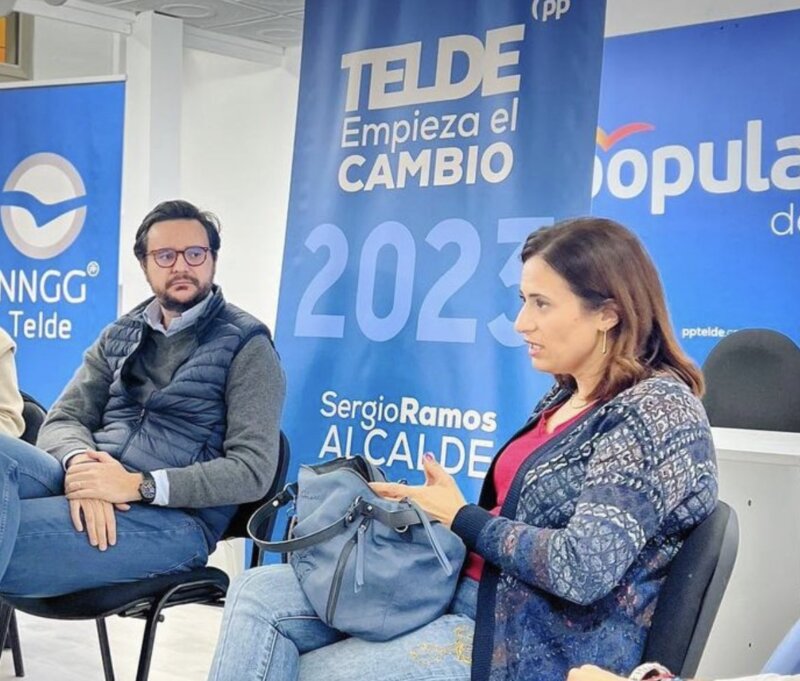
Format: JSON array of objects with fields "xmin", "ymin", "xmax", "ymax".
[{"xmin": 409, "ymin": 624, "xmax": 472, "ymax": 665}]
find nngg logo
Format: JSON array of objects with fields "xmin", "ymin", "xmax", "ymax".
[
  {"xmin": 592, "ymin": 120, "xmax": 800, "ymax": 215},
  {"xmin": 0, "ymin": 153, "xmax": 87, "ymax": 259}
]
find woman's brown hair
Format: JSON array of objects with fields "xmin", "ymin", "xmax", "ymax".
[{"xmin": 521, "ymin": 217, "xmax": 704, "ymax": 399}]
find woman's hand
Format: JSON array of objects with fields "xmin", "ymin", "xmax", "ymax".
[
  {"xmin": 567, "ymin": 665, "xmax": 627, "ymax": 681},
  {"xmin": 369, "ymin": 453, "xmax": 467, "ymax": 527}
]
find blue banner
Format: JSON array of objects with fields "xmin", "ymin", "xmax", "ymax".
[
  {"xmin": 275, "ymin": 0, "xmax": 606, "ymax": 497},
  {"xmin": 0, "ymin": 80, "xmax": 124, "ymax": 406},
  {"xmin": 593, "ymin": 10, "xmax": 800, "ymax": 363}
]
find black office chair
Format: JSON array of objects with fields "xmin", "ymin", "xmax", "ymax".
[
  {"xmin": 0, "ymin": 430, "xmax": 290, "ymax": 681},
  {"xmin": 641, "ymin": 501, "xmax": 739, "ymax": 676},
  {"xmin": 18, "ymin": 390, "xmax": 47, "ymax": 448},
  {"xmin": 702, "ymin": 329, "xmax": 800, "ymax": 432}
]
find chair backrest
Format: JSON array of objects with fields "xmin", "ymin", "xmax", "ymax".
[
  {"xmin": 702, "ymin": 329, "xmax": 800, "ymax": 432},
  {"xmin": 19, "ymin": 390, "xmax": 47, "ymax": 446},
  {"xmin": 642, "ymin": 501, "xmax": 739, "ymax": 677},
  {"xmin": 223, "ymin": 431, "xmax": 290, "ymax": 566}
]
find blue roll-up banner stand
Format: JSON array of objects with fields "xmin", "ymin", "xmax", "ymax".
[
  {"xmin": 593, "ymin": 10, "xmax": 800, "ymax": 363},
  {"xmin": 274, "ymin": 0, "xmax": 607, "ymax": 503},
  {"xmin": 0, "ymin": 78, "xmax": 124, "ymax": 406}
]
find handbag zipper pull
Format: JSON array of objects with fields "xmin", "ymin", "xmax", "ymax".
[{"xmin": 354, "ymin": 520, "xmax": 368, "ymax": 593}]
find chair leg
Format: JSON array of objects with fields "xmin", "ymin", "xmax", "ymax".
[
  {"xmin": 96, "ymin": 618, "xmax": 116, "ymax": 681},
  {"xmin": 0, "ymin": 603, "xmax": 13, "ymax": 662},
  {"xmin": 136, "ymin": 604, "xmax": 164, "ymax": 681},
  {"xmin": 135, "ymin": 607, "xmax": 164, "ymax": 681},
  {"xmin": 7, "ymin": 612, "xmax": 24, "ymax": 677}
]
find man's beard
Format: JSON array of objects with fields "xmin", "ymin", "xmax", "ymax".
[{"xmin": 154, "ymin": 275, "xmax": 213, "ymax": 313}]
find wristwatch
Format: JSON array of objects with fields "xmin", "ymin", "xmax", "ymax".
[{"xmin": 139, "ymin": 471, "xmax": 157, "ymax": 504}]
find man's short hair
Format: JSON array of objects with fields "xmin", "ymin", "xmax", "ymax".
[{"xmin": 133, "ymin": 200, "xmax": 222, "ymax": 261}]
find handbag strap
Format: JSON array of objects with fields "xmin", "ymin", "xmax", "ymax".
[
  {"xmin": 248, "ymin": 491, "xmax": 426, "ymax": 554},
  {"xmin": 405, "ymin": 499, "xmax": 455, "ymax": 576},
  {"xmin": 354, "ymin": 498, "xmax": 421, "ymax": 530},
  {"xmin": 246, "ymin": 482, "xmax": 296, "ymax": 544}
]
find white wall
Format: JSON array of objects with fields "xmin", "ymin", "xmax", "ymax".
[
  {"xmin": 180, "ymin": 45, "xmax": 299, "ymax": 330},
  {"xmin": 32, "ymin": 16, "xmax": 118, "ymax": 78},
  {"xmin": 606, "ymin": 0, "xmax": 800, "ymax": 35}
]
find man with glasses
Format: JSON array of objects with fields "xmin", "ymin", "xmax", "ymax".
[{"xmin": 0, "ymin": 199, "xmax": 284, "ymax": 596}]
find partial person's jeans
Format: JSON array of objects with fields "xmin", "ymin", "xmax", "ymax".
[
  {"xmin": 762, "ymin": 617, "xmax": 800, "ymax": 674},
  {"xmin": 208, "ymin": 564, "xmax": 478, "ymax": 681},
  {"xmin": 0, "ymin": 433, "xmax": 209, "ymax": 596}
]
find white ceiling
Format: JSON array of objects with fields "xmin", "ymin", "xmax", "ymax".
[
  {"xmin": 42, "ymin": 1, "xmax": 800, "ymax": 58},
  {"xmin": 80, "ymin": 0, "xmax": 304, "ymax": 47}
]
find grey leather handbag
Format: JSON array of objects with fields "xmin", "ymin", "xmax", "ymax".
[{"xmin": 248, "ymin": 456, "xmax": 466, "ymax": 641}]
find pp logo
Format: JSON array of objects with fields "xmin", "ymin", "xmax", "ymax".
[
  {"xmin": 532, "ymin": 0, "xmax": 571, "ymax": 22},
  {"xmin": 0, "ymin": 152, "xmax": 87, "ymax": 260}
]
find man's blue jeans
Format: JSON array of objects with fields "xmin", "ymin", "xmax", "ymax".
[
  {"xmin": 0, "ymin": 433, "xmax": 209, "ymax": 597},
  {"xmin": 208, "ymin": 564, "xmax": 478, "ymax": 681}
]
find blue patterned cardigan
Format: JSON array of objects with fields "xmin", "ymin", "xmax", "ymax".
[{"xmin": 451, "ymin": 376, "xmax": 718, "ymax": 681}]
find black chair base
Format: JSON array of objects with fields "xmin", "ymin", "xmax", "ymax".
[
  {"xmin": 0, "ymin": 429, "xmax": 290, "ymax": 681},
  {"xmin": 0, "ymin": 567, "xmax": 229, "ymax": 681}
]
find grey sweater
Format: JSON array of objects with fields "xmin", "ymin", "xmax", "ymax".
[{"xmin": 37, "ymin": 321, "xmax": 285, "ymax": 508}]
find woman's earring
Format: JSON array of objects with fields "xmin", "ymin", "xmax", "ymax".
[{"xmin": 601, "ymin": 329, "xmax": 608, "ymax": 355}]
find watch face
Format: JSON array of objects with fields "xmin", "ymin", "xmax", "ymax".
[{"xmin": 140, "ymin": 477, "xmax": 157, "ymax": 501}]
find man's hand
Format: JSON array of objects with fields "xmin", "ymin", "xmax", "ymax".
[
  {"xmin": 65, "ymin": 452, "xmax": 94, "ymax": 469},
  {"xmin": 69, "ymin": 498, "xmax": 127, "ymax": 551},
  {"xmin": 65, "ymin": 450, "xmax": 142, "ymax": 504},
  {"xmin": 369, "ymin": 453, "xmax": 467, "ymax": 527},
  {"xmin": 567, "ymin": 666, "xmax": 627, "ymax": 681}
]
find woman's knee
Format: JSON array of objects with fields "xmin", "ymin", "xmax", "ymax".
[
  {"xmin": 226, "ymin": 564, "xmax": 313, "ymax": 623},
  {"xmin": 298, "ymin": 616, "xmax": 473, "ymax": 681}
]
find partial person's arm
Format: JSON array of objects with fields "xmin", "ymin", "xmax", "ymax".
[
  {"xmin": 36, "ymin": 332, "xmax": 114, "ymax": 462},
  {"xmin": 159, "ymin": 334, "xmax": 285, "ymax": 508},
  {"xmin": 721, "ymin": 677, "xmax": 800, "ymax": 681},
  {"xmin": 567, "ymin": 663, "xmax": 800, "ymax": 681},
  {"xmin": 0, "ymin": 331, "xmax": 25, "ymax": 438},
  {"xmin": 452, "ymin": 394, "xmax": 718, "ymax": 605}
]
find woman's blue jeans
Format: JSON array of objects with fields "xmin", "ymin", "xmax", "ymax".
[
  {"xmin": 0, "ymin": 433, "xmax": 209, "ymax": 596},
  {"xmin": 208, "ymin": 564, "xmax": 478, "ymax": 681}
]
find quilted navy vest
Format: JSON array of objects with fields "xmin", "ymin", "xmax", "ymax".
[{"xmin": 93, "ymin": 286, "xmax": 271, "ymax": 548}]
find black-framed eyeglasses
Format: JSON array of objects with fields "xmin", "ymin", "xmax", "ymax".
[{"xmin": 146, "ymin": 246, "xmax": 211, "ymax": 269}]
